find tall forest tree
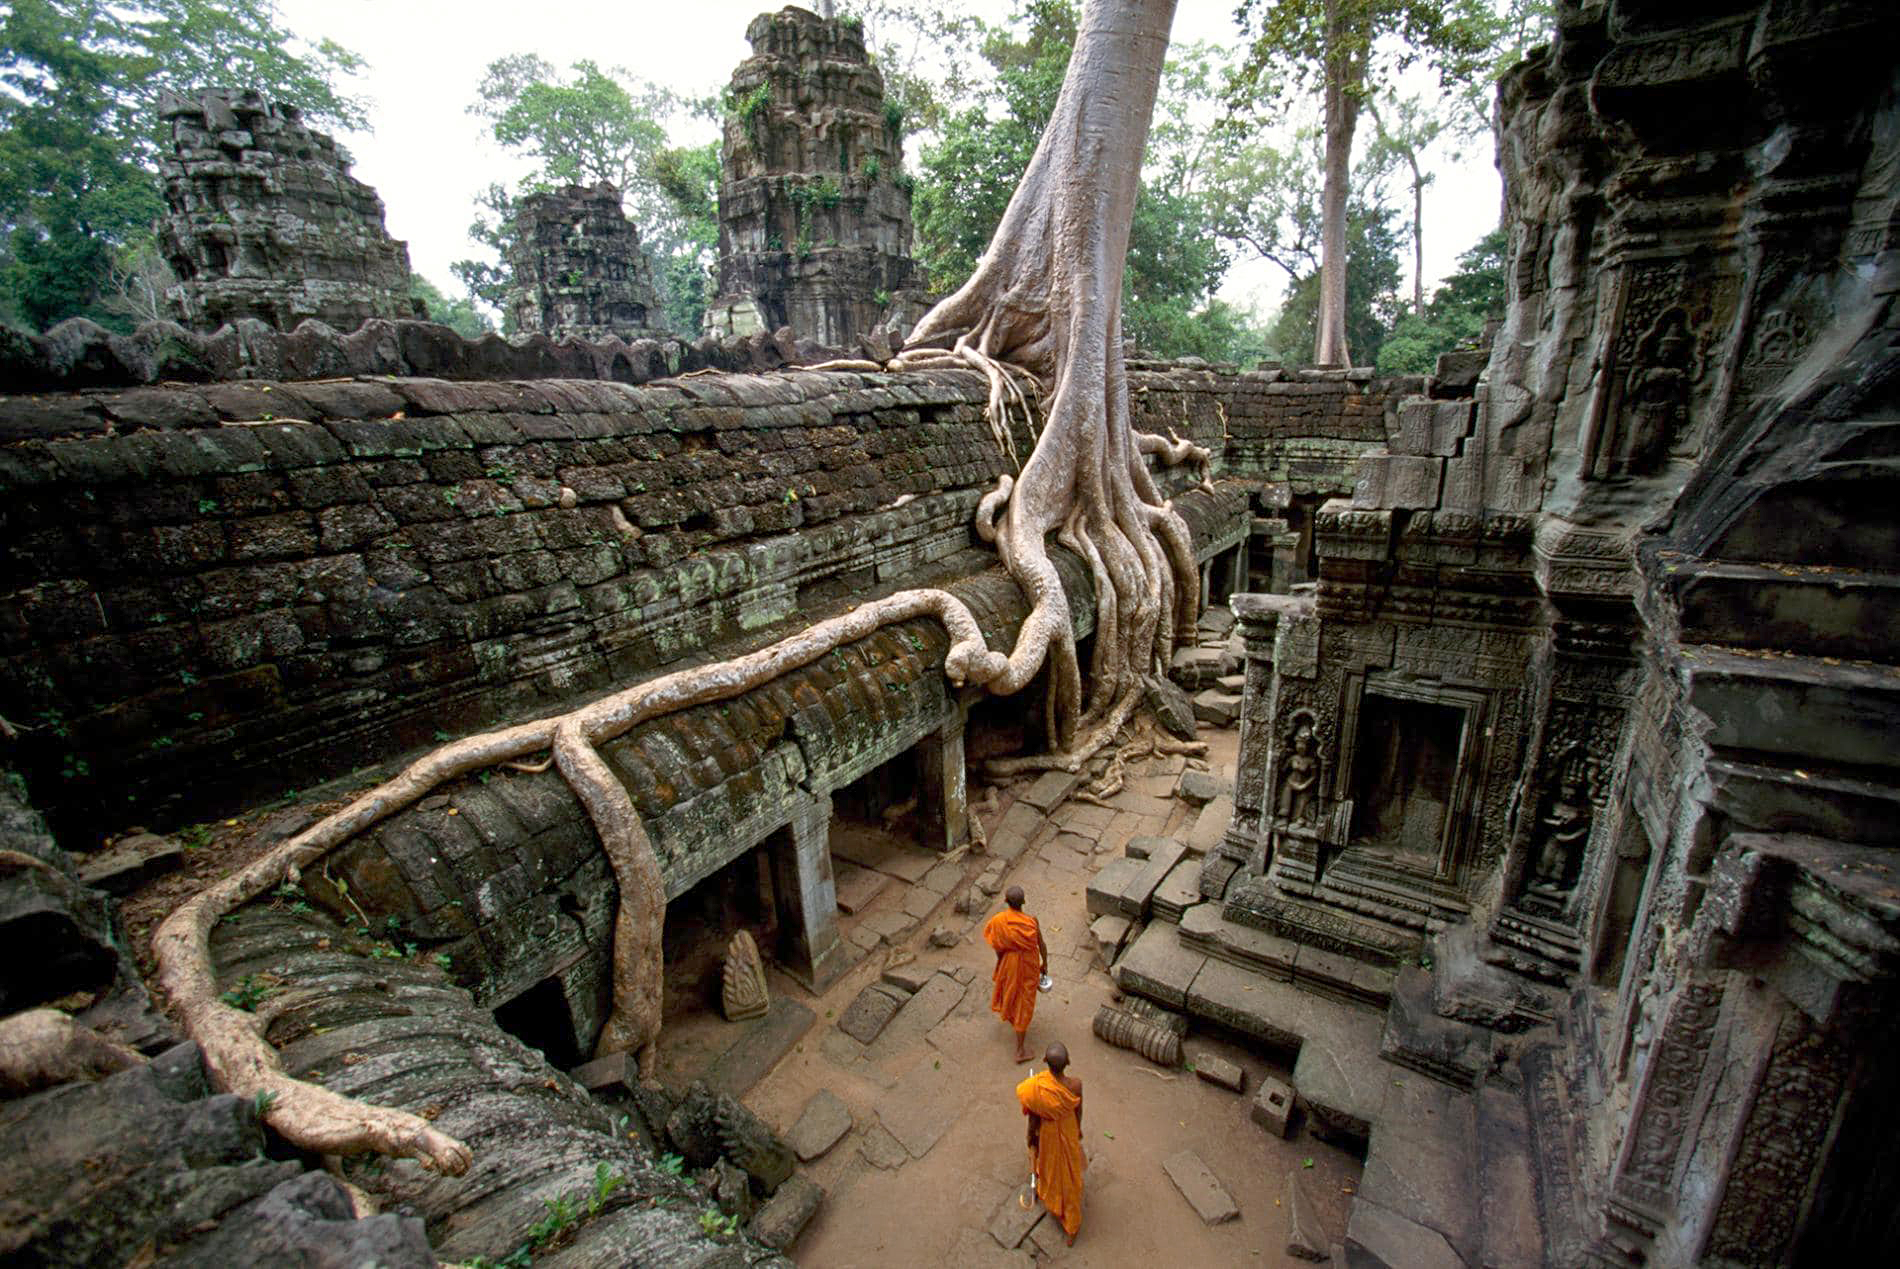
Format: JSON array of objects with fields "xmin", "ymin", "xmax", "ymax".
[
  {"xmin": 1230, "ymin": 0, "xmax": 1502, "ymax": 365},
  {"xmin": 155, "ymin": 0, "xmax": 1216, "ymax": 1171},
  {"xmin": 0, "ymin": 0, "xmax": 364, "ymax": 331}
]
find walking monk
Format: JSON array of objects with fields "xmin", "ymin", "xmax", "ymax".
[
  {"xmin": 1018, "ymin": 1042, "xmax": 1085, "ymax": 1245},
  {"xmin": 984, "ymin": 886, "xmax": 1047, "ymax": 1062}
]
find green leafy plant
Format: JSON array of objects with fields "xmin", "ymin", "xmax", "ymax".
[
  {"xmin": 585, "ymin": 1162, "xmax": 626, "ymax": 1216},
  {"xmin": 253, "ymin": 1089, "xmax": 278, "ymax": 1117},
  {"xmin": 731, "ymin": 82, "xmax": 771, "ymax": 126},
  {"xmin": 657, "ymin": 1152, "xmax": 686, "ymax": 1177},
  {"xmin": 220, "ymin": 975, "xmax": 278, "ymax": 1011},
  {"xmin": 862, "ymin": 153, "xmax": 880, "ymax": 182},
  {"xmin": 197, "ymin": 498, "xmax": 218, "ymax": 514},
  {"xmin": 433, "ymin": 952, "xmax": 454, "ymax": 971},
  {"xmin": 883, "ymin": 99, "xmax": 904, "ymax": 135},
  {"xmin": 698, "ymin": 1207, "xmax": 741, "ymax": 1239}
]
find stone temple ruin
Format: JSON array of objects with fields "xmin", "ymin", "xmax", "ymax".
[
  {"xmin": 1, "ymin": 0, "xmax": 1898, "ymax": 1264},
  {"xmin": 702, "ymin": 6, "xmax": 930, "ymax": 347},
  {"xmin": 505, "ymin": 182, "xmax": 668, "ymax": 342},
  {"xmin": 157, "ymin": 88, "xmax": 418, "ymax": 334}
]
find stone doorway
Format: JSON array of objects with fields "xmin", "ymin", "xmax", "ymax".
[{"xmin": 1330, "ymin": 680, "xmax": 1489, "ymax": 908}]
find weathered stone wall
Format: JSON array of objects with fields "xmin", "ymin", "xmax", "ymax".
[
  {"xmin": 706, "ymin": 5, "xmax": 927, "ymax": 346},
  {"xmin": 156, "ymin": 89, "xmax": 415, "ymax": 335},
  {"xmin": 505, "ymin": 183, "xmax": 668, "ymax": 341},
  {"xmin": 1219, "ymin": 2, "xmax": 1900, "ymax": 1264},
  {"xmin": 0, "ymin": 361, "xmax": 1291, "ymax": 833}
]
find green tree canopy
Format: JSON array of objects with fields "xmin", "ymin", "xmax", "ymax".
[
  {"xmin": 1229, "ymin": 0, "xmax": 1518, "ymax": 364},
  {"xmin": 409, "ymin": 273, "xmax": 494, "ymax": 340},
  {"xmin": 0, "ymin": 0, "xmax": 365, "ymax": 332},
  {"xmin": 1373, "ymin": 224, "xmax": 1504, "ymax": 373}
]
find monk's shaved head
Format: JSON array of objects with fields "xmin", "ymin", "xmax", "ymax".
[
  {"xmin": 1045, "ymin": 1042, "xmax": 1069, "ymax": 1073},
  {"xmin": 1006, "ymin": 885, "xmax": 1025, "ymax": 909}
]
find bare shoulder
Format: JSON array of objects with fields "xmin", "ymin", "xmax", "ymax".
[{"xmin": 1062, "ymin": 1073, "xmax": 1082, "ymax": 1097}]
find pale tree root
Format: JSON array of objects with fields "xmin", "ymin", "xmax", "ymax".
[
  {"xmin": 0, "ymin": 1007, "xmax": 144, "ymax": 1096},
  {"xmin": 152, "ymin": 588, "xmax": 1006, "ymax": 1173}
]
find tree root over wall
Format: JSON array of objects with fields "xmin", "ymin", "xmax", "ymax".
[{"xmin": 153, "ymin": 0, "xmax": 1196, "ymax": 1178}]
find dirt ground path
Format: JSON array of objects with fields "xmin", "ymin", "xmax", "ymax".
[{"xmin": 742, "ymin": 726, "xmax": 1364, "ymax": 1266}]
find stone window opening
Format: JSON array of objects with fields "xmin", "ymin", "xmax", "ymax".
[{"xmin": 493, "ymin": 976, "xmax": 583, "ymax": 1070}]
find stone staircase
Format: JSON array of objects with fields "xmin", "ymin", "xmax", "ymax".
[{"xmin": 1100, "ymin": 836, "xmax": 1548, "ymax": 1266}]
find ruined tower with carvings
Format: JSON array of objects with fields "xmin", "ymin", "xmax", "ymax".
[
  {"xmin": 704, "ymin": 5, "xmax": 928, "ymax": 347},
  {"xmin": 156, "ymin": 88, "xmax": 417, "ymax": 334},
  {"xmin": 504, "ymin": 183, "xmax": 668, "ymax": 341}
]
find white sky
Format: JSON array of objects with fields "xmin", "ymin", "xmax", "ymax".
[{"xmin": 275, "ymin": 0, "xmax": 1504, "ymax": 319}]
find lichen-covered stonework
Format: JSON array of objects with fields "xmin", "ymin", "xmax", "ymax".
[
  {"xmin": 156, "ymin": 89, "xmax": 416, "ymax": 335},
  {"xmin": 704, "ymin": 5, "xmax": 928, "ymax": 346},
  {"xmin": 505, "ymin": 183, "xmax": 669, "ymax": 341}
]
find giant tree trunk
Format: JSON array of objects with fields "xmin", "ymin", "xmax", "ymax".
[
  {"xmin": 906, "ymin": 0, "xmax": 1199, "ymax": 764},
  {"xmin": 1314, "ymin": 0, "xmax": 1363, "ymax": 368}
]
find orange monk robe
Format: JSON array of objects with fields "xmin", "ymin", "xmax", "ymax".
[
  {"xmin": 1018, "ymin": 1069, "xmax": 1084, "ymax": 1238},
  {"xmin": 984, "ymin": 908, "xmax": 1041, "ymax": 1033}
]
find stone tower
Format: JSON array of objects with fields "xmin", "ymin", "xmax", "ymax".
[
  {"xmin": 504, "ymin": 183, "xmax": 668, "ymax": 340},
  {"xmin": 705, "ymin": 5, "xmax": 928, "ymax": 347},
  {"xmin": 156, "ymin": 88, "xmax": 416, "ymax": 334}
]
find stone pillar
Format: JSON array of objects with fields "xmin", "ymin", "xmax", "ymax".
[
  {"xmin": 1253, "ymin": 516, "xmax": 1301, "ymax": 594},
  {"xmin": 915, "ymin": 713, "xmax": 968, "ymax": 853},
  {"xmin": 1201, "ymin": 592, "xmax": 1286, "ymax": 899},
  {"xmin": 768, "ymin": 794, "xmax": 846, "ymax": 990}
]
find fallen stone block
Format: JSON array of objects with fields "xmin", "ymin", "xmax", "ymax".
[
  {"xmin": 955, "ymin": 884, "xmax": 985, "ymax": 914},
  {"xmin": 1090, "ymin": 913, "xmax": 1132, "ymax": 966},
  {"xmin": 1216, "ymin": 672, "xmax": 1247, "ymax": 693},
  {"xmin": 1186, "ymin": 795, "xmax": 1233, "ymax": 856},
  {"xmin": 838, "ymin": 981, "xmax": 908, "ymax": 1044},
  {"xmin": 750, "ymin": 1174, "xmax": 824, "ymax": 1251},
  {"xmin": 1162, "ymin": 1149, "xmax": 1240, "ymax": 1224},
  {"xmin": 859, "ymin": 1122, "xmax": 907, "ymax": 1170},
  {"xmin": 74, "ymin": 831, "xmax": 182, "ymax": 895},
  {"xmin": 784, "ymin": 1089, "xmax": 853, "ymax": 1162},
  {"xmin": 928, "ymin": 924, "xmax": 959, "ymax": 948},
  {"xmin": 1093, "ymin": 999, "xmax": 1184, "ymax": 1066},
  {"xmin": 1344, "ymin": 1198, "xmax": 1464, "ymax": 1269},
  {"xmin": 571, "ymin": 1050, "xmax": 638, "ymax": 1095},
  {"xmin": 1189, "ymin": 1051, "xmax": 1246, "ymax": 1093},
  {"xmin": 1018, "ymin": 769, "xmax": 1082, "ymax": 812},
  {"xmin": 1087, "ymin": 857, "xmax": 1146, "ymax": 918},
  {"xmin": 1125, "ymin": 835, "xmax": 1170, "ymax": 861},
  {"xmin": 1175, "ymin": 769, "xmax": 1226, "ymax": 807},
  {"xmin": 1251, "ymin": 1075, "xmax": 1295, "ymax": 1138},
  {"xmin": 1192, "ymin": 689, "xmax": 1242, "ymax": 728},
  {"xmin": 1145, "ymin": 676, "xmax": 1198, "ymax": 739},
  {"xmin": 1285, "ymin": 1170, "xmax": 1328, "ymax": 1261},
  {"xmin": 880, "ymin": 964, "xmax": 930, "ymax": 994}
]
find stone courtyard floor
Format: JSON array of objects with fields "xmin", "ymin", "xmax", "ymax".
[{"xmin": 735, "ymin": 724, "xmax": 1366, "ymax": 1266}]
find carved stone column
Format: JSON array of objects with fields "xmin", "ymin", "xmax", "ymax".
[
  {"xmin": 1253, "ymin": 515, "xmax": 1300, "ymax": 594},
  {"xmin": 1203, "ymin": 591, "xmax": 1304, "ymax": 900},
  {"xmin": 914, "ymin": 712, "xmax": 968, "ymax": 854},
  {"xmin": 768, "ymin": 794, "xmax": 845, "ymax": 990}
]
